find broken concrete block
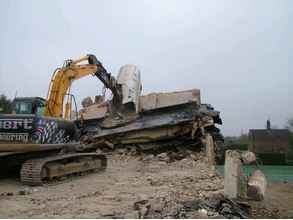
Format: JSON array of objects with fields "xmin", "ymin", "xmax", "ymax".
[
  {"xmin": 81, "ymin": 96, "xmax": 94, "ymax": 108},
  {"xmin": 241, "ymin": 151, "xmax": 256, "ymax": 165},
  {"xmin": 134, "ymin": 196, "xmax": 150, "ymax": 219},
  {"xmin": 157, "ymin": 152, "xmax": 169, "ymax": 162},
  {"xmin": 224, "ymin": 150, "xmax": 242, "ymax": 199},
  {"xmin": 247, "ymin": 170, "xmax": 267, "ymax": 201},
  {"xmin": 143, "ymin": 154, "xmax": 155, "ymax": 161},
  {"xmin": 205, "ymin": 133, "xmax": 215, "ymax": 166}
]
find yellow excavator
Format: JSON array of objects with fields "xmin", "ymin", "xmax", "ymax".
[
  {"xmin": 0, "ymin": 54, "xmax": 121, "ymax": 185},
  {"xmin": 44, "ymin": 54, "xmax": 121, "ymax": 120}
]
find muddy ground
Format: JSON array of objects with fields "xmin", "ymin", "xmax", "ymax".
[{"xmin": 0, "ymin": 152, "xmax": 292, "ymax": 218}]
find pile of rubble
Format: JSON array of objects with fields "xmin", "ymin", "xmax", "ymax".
[
  {"xmin": 133, "ymin": 193, "xmax": 250, "ymax": 219},
  {"xmin": 80, "ymin": 89, "xmax": 224, "ymax": 163},
  {"xmin": 107, "ymin": 145, "xmax": 206, "ymax": 164},
  {"xmin": 1, "ymin": 148, "xmax": 285, "ymax": 218},
  {"xmin": 118, "ymin": 150, "xmax": 278, "ymax": 219},
  {"xmin": 110, "ymin": 151, "xmax": 252, "ymax": 218}
]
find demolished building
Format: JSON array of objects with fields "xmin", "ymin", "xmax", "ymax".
[{"xmin": 78, "ymin": 65, "xmax": 224, "ymax": 161}]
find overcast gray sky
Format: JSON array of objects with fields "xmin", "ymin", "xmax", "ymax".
[{"xmin": 0, "ymin": 0, "xmax": 292, "ymax": 136}]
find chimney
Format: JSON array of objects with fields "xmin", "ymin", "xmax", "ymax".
[{"xmin": 266, "ymin": 119, "xmax": 271, "ymax": 130}]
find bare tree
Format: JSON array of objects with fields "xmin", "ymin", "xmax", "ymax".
[
  {"xmin": 0, "ymin": 94, "xmax": 13, "ymax": 113},
  {"xmin": 285, "ymin": 118, "xmax": 293, "ymax": 132}
]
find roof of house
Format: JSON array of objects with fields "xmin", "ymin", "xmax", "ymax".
[{"xmin": 249, "ymin": 129, "xmax": 291, "ymax": 141}]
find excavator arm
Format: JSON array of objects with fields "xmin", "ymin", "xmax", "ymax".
[
  {"xmin": 44, "ymin": 55, "xmax": 121, "ymax": 120},
  {"xmin": 87, "ymin": 55, "xmax": 122, "ymax": 102}
]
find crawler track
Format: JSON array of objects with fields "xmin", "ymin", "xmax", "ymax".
[{"xmin": 20, "ymin": 153, "xmax": 107, "ymax": 186}]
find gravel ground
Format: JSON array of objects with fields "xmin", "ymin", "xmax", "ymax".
[
  {"xmin": 0, "ymin": 152, "xmax": 223, "ymax": 218},
  {"xmin": 0, "ymin": 152, "xmax": 291, "ymax": 218}
]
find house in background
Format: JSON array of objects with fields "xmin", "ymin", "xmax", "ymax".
[{"xmin": 249, "ymin": 120, "xmax": 291, "ymax": 164}]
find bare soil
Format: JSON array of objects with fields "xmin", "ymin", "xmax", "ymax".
[
  {"xmin": 250, "ymin": 182, "xmax": 293, "ymax": 218},
  {"xmin": 0, "ymin": 152, "xmax": 292, "ymax": 218},
  {"xmin": 0, "ymin": 152, "xmax": 222, "ymax": 218}
]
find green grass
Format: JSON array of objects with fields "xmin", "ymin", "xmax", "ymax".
[{"xmin": 216, "ymin": 165, "xmax": 293, "ymax": 182}]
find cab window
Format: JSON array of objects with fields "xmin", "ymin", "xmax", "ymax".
[
  {"xmin": 36, "ymin": 105, "xmax": 45, "ymax": 116},
  {"xmin": 14, "ymin": 102, "xmax": 32, "ymax": 114},
  {"xmin": 36, "ymin": 100, "xmax": 46, "ymax": 116}
]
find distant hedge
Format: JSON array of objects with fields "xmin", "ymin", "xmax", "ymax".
[{"xmin": 0, "ymin": 94, "xmax": 13, "ymax": 113}]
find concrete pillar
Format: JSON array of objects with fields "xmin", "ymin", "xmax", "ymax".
[
  {"xmin": 224, "ymin": 150, "xmax": 242, "ymax": 199},
  {"xmin": 224, "ymin": 150, "xmax": 262, "ymax": 200},
  {"xmin": 205, "ymin": 133, "xmax": 215, "ymax": 166}
]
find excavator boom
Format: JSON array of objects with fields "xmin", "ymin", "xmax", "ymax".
[
  {"xmin": 88, "ymin": 55, "xmax": 122, "ymax": 104},
  {"xmin": 44, "ymin": 54, "xmax": 121, "ymax": 120}
]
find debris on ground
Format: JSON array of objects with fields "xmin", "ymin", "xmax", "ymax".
[
  {"xmin": 0, "ymin": 191, "xmax": 14, "ymax": 196},
  {"xmin": 0, "ymin": 152, "xmax": 286, "ymax": 218},
  {"xmin": 136, "ymin": 193, "xmax": 250, "ymax": 219},
  {"xmin": 0, "ymin": 152, "xmax": 224, "ymax": 218}
]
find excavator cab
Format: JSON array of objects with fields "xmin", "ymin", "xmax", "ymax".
[
  {"xmin": 0, "ymin": 96, "xmax": 77, "ymax": 145},
  {"xmin": 13, "ymin": 97, "xmax": 46, "ymax": 116}
]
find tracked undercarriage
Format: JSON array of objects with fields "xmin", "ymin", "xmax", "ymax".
[
  {"xmin": 20, "ymin": 153, "xmax": 106, "ymax": 186},
  {"xmin": 0, "ymin": 142, "xmax": 107, "ymax": 186}
]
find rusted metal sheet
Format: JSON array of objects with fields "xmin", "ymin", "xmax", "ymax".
[{"xmin": 139, "ymin": 89, "xmax": 201, "ymax": 112}]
